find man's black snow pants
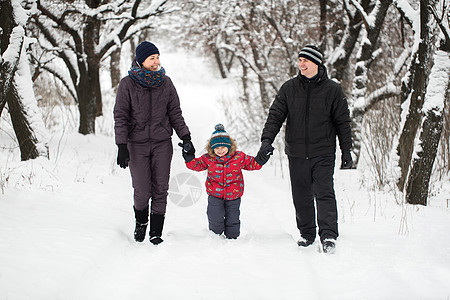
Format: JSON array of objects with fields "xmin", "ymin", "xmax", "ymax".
[{"xmin": 288, "ymin": 154, "xmax": 338, "ymax": 242}]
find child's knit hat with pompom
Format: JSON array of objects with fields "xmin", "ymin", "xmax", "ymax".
[{"xmin": 210, "ymin": 124, "xmax": 231, "ymax": 150}]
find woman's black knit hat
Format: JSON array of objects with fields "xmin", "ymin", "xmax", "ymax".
[{"xmin": 135, "ymin": 41, "xmax": 159, "ymax": 66}]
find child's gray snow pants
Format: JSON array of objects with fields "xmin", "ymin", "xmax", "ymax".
[{"xmin": 207, "ymin": 196, "xmax": 241, "ymax": 238}]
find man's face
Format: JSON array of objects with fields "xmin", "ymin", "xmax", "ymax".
[{"xmin": 298, "ymin": 57, "xmax": 319, "ymax": 78}]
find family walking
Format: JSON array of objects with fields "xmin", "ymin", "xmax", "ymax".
[{"xmin": 113, "ymin": 42, "xmax": 352, "ymax": 253}]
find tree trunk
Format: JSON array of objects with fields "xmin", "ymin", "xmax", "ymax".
[
  {"xmin": 406, "ymin": 107, "xmax": 444, "ymax": 205},
  {"xmin": 77, "ymin": 68, "xmax": 98, "ymax": 135},
  {"xmin": 77, "ymin": 10, "xmax": 101, "ymax": 134},
  {"xmin": 6, "ymin": 83, "xmax": 42, "ymax": 160},
  {"xmin": 1, "ymin": 0, "xmax": 49, "ymax": 161},
  {"xmin": 397, "ymin": 0, "xmax": 431, "ymax": 191},
  {"xmin": 213, "ymin": 47, "xmax": 228, "ymax": 79},
  {"xmin": 405, "ymin": 50, "xmax": 449, "ymax": 205},
  {"xmin": 0, "ymin": 0, "xmax": 20, "ymax": 116},
  {"xmin": 258, "ymin": 74, "xmax": 271, "ymax": 110},
  {"xmin": 110, "ymin": 47, "xmax": 121, "ymax": 92},
  {"xmin": 319, "ymin": 0, "xmax": 327, "ymax": 51},
  {"xmin": 239, "ymin": 58, "xmax": 250, "ymax": 103}
]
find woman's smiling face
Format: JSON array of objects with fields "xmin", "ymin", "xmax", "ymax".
[{"xmin": 142, "ymin": 54, "xmax": 160, "ymax": 71}]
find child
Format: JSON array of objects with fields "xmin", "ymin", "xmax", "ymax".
[{"xmin": 179, "ymin": 124, "xmax": 274, "ymax": 239}]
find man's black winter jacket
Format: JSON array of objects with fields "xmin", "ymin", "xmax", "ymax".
[{"xmin": 261, "ymin": 65, "xmax": 352, "ymax": 158}]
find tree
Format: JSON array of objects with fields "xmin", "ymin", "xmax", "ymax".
[
  {"xmin": 32, "ymin": 0, "xmax": 169, "ymax": 134},
  {"xmin": 1, "ymin": 0, "xmax": 48, "ymax": 161},
  {"xmin": 404, "ymin": 0, "xmax": 450, "ymax": 205},
  {"xmin": 395, "ymin": 0, "xmax": 434, "ymax": 193},
  {"xmin": 328, "ymin": 0, "xmax": 372, "ymax": 95},
  {"xmin": 348, "ymin": 0, "xmax": 393, "ymax": 167}
]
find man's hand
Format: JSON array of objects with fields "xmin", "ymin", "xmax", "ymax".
[
  {"xmin": 340, "ymin": 151, "xmax": 353, "ymax": 169},
  {"xmin": 255, "ymin": 140, "xmax": 275, "ymax": 165}
]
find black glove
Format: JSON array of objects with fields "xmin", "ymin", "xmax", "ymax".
[
  {"xmin": 178, "ymin": 135, "xmax": 195, "ymax": 162},
  {"xmin": 340, "ymin": 151, "xmax": 353, "ymax": 169},
  {"xmin": 117, "ymin": 144, "xmax": 129, "ymax": 169},
  {"xmin": 255, "ymin": 140, "xmax": 275, "ymax": 165},
  {"xmin": 260, "ymin": 139, "xmax": 274, "ymax": 155}
]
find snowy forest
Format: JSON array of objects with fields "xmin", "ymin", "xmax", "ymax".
[
  {"xmin": 1, "ymin": 0, "xmax": 450, "ymax": 299},
  {"xmin": 1, "ymin": 0, "xmax": 449, "ymax": 205}
]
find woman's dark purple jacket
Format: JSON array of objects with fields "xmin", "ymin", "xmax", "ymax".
[{"xmin": 114, "ymin": 74, "xmax": 190, "ymax": 145}]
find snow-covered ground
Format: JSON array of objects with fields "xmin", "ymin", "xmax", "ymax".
[{"xmin": 1, "ymin": 46, "xmax": 450, "ymax": 300}]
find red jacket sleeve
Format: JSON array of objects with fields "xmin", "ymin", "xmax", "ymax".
[
  {"xmin": 185, "ymin": 154, "xmax": 209, "ymax": 171},
  {"xmin": 239, "ymin": 151, "xmax": 263, "ymax": 171}
]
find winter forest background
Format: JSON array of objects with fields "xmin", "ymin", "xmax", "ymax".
[
  {"xmin": 1, "ymin": 0, "xmax": 449, "ymax": 204},
  {"xmin": 1, "ymin": 0, "xmax": 450, "ymax": 299}
]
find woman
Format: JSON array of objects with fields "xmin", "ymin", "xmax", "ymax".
[{"xmin": 114, "ymin": 41, "xmax": 195, "ymax": 245}]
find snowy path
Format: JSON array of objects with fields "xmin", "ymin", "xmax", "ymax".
[{"xmin": 1, "ymin": 48, "xmax": 450, "ymax": 299}]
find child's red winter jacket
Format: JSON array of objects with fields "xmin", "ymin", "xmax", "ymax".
[{"xmin": 185, "ymin": 151, "xmax": 262, "ymax": 200}]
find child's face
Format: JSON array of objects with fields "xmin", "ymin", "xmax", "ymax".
[{"xmin": 214, "ymin": 146, "xmax": 229, "ymax": 157}]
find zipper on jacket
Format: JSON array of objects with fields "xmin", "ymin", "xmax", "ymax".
[
  {"xmin": 305, "ymin": 81, "xmax": 311, "ymax": 159},
  {"xmin": 148, "ymin": 88, "xmax": 153, "ymax": 140}
]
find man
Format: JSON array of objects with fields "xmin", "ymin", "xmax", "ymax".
[{"xmin": 260, "ymin": 45, "xmax": 353, "ymax": 253}]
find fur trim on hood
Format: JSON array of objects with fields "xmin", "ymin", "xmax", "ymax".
[{"xmin": 206, "ymin": 137, "xmax": 237, "ymax": 158}]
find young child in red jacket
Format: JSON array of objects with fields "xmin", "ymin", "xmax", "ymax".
[{"xmin": 179, "ymin": 124, "xmax": 274, "ymax": 239}]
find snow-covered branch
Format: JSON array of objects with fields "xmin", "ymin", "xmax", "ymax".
[
  {"xmin": 31, "ymin": 19, "xmax": 79, "ymax": 88},
  {"xmin": 429, "ymin": 1, "xmax": 450, "ymax": 51},
  {"xmin": 393, "ymin": 0, "xmax": 418, "ymax": 29},
  {"xmin": 349, "ymin": 0, "xmax": 372, "ymax": 30},
  {"xmin": 39, "ymin": 64, "xmax": 77, "ymax": 102},
  {"xmin": 36, "ymin": 0, "xmax": 83, "ymax": 54},
  {"xmin": 393, "ymin": 47, "xmax": 411, "ymax": 74},
  {"xmin": 366, "ymin": 83, "xmax": 400, "ymax": 110},
  {"xmin": 97, "ymin": 0, "xmax": 169, "ymax": 57}
]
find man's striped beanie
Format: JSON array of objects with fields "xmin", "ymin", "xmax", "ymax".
[
  {"xmin": 298, "ymin": 45, "xmax": 323, "ymax": 66},
  {"xmin": 210, "ymin": 124, "xmax": 231, "ymax": 150}
]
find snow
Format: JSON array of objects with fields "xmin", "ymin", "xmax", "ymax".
[
  {"xmin": 1, "ymin": 46, "xmax": 450, "ymax": 300},
  {"xmin": 422, "ymin": 50, "xmax": 450, "ymax": 114},
  {"xmin": 1, "ymin": 26, "xmax": 24, "ymax": 65},
  {"xmin": 393, "ymin": 0, "xmax": 421, "ymax": 55},
  {"xmin": 11, "ymin": 0, "xmax": 31, "ymax": 27},
  {"xmin": 411, "ymin": 50, "xmax": 449, "ymax": 161}
]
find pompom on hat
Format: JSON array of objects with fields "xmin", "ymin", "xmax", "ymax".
[
  {"xmin": 298, "ymin": 45, "xmax": 323, "ymax": 66},
  {"xmin": 135, "ymin": 41, "xmax": 160, "ymax": 66},
  {"xmin": 210, "ymin": 124, "xmax": 232, "ymax": 150}
]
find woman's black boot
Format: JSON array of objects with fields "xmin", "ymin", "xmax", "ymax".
[
  {"xmin": 149, "ymin": 213, "xmax": 165, "ymax": 245},
  {"xmin": 133, "ymin": 206, "xmax": 149, "ymax": 242}
]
